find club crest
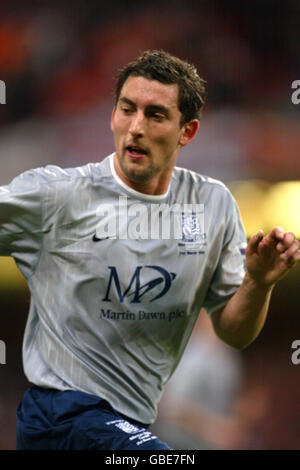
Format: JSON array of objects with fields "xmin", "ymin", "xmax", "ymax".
[{"xmin": 178, "ymin": 208, "xmax": 206, "ymax": 255}]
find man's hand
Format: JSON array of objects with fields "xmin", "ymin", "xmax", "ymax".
[
  {"xmin": 246, "ymin": 227, "xmax": 300, "ymax": 288},
  {"xmin": 211, "ymin": 227, "xmax": 300, "ymax": 349}
]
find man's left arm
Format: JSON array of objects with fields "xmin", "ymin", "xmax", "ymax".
[{"xmin": 211, "ymin": 227, "xmax": 300, "ymax": 349}]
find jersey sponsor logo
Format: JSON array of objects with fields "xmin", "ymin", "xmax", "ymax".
[
  {"xmin": 102, "ymin": 265, "xmax": 176, "ymax": 303},
  {"xmin": 99, "ymin": 308, "xmax": 184, "ymax": 322}
]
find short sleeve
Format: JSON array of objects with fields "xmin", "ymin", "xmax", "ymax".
[
  {"xmin": 0, "ymin": 169, "xmax": 44, "ymax": 278},
  {"xmin": 203, "ymin": 191, "xmax": 247, "ymax": 315}
]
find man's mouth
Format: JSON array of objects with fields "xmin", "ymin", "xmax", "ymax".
[{"xmin": 126, "ymin": 145, "xmax": 148, "ymax": 157}]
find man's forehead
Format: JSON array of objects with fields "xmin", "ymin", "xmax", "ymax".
[{"xmin": 119, "ymin": 75, "xmax": 180, "ymax": 109}]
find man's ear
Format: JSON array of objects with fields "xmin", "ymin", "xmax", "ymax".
[
  {"xmin": 178, "ymin": 119, "xmax": 199, "ymax": 147},
  {"xmin": 110, "ymin": 107, "xmax": 116, "ymax": 132}
]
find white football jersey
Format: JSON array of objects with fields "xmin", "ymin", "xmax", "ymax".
[{"xmin": 0, "ymin": 154, "xmax": 246, "ymax": 424}]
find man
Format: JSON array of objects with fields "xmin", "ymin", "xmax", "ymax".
[{"xmin": 1, "ymin": 50, "xmax": 299, "ymax": 450}]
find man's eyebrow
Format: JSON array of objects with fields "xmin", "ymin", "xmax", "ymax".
[
  {"xmin": 119, "ymin": 97, "xmax": 170, "ymax": 115},
  {"xmin": 119, "ymin": 97, "xmax": 136, "ymax": 107},
  {"xmin": 146, "ymin": 104, "xmax": 170, "ymax": 115}
]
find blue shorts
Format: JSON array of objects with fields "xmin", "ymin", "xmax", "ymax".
[{"xmin": 16, "ymin": 386, "xmax": 170, "ymax": 450}]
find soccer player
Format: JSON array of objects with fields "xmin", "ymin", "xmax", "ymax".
[{"xmin": 0, "ymin": 50, "xmax": 299, "ymax": 450}]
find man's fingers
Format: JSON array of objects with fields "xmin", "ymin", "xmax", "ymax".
[
  {"xmin": 276, "ymin": 232, "xmax": 296, "ymax": 252},
  {"xmin": 251, "ymin": 226, "xmax": 285, "ymax": 254},
  {"xmin": 264, "ymin": 226, "xmax": 285, "ymax": 245},
  {"xmin": 247, "ymin": 230, "xmax": 264, "ymax": 253},
  {"xmin": 282, "ymin": 251, "xmax": 300, "ymax": 268},
  {"xmin": 248, "ymin": 228, "xmax": 299, "ymax": 262},
  {"xmin": 280, "ymin": 239, "xmax": 300, "ymax": 261}
]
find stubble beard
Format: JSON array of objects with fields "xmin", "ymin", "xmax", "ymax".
[{"xmin": 118, "ymin": 153, "xmax": 160, "ymax": 184}]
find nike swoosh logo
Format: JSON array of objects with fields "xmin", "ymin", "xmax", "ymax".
[{"xmin": 93, "ymin": 235, "xmax": 111, "ymax": 242}]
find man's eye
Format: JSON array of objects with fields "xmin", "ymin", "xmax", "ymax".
[
  {"xmin": 121, "ymin": 107, "xmax": 133, "ymax": 114},
  {"xmin": 151, "ymin": 114, "xmax": 165, "ymax": 121}
]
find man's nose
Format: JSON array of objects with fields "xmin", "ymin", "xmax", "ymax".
[{"xmin": 129, "ymin": 111, "xmax": 145, "ymax": 137}]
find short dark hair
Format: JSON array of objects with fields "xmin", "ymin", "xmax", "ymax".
[{"xmin": 114, "ymin": 50, "xmax": 206, "ymax": 126}]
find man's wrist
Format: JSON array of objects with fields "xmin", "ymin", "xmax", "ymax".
[{"xmin": 243, "ymin": 271, "xmax": 275, "ymax": 294}]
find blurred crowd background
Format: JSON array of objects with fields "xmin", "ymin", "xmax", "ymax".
[{"xmin": 0, "ymin": 0, "xmax": 300, "ymax": 449}]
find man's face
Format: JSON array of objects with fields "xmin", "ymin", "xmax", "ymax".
[{"xmin": 111, "ymin": 75, "xmax": 188, "ymax": 188}]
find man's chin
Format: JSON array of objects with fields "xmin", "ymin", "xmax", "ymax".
[
  {"xmin": 120, "ymin": 159, "xmax": 156, "ymax": 183},
  {"xmin": 123, "ymin": 168, "xmax": 155, "ymax": 183}
]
